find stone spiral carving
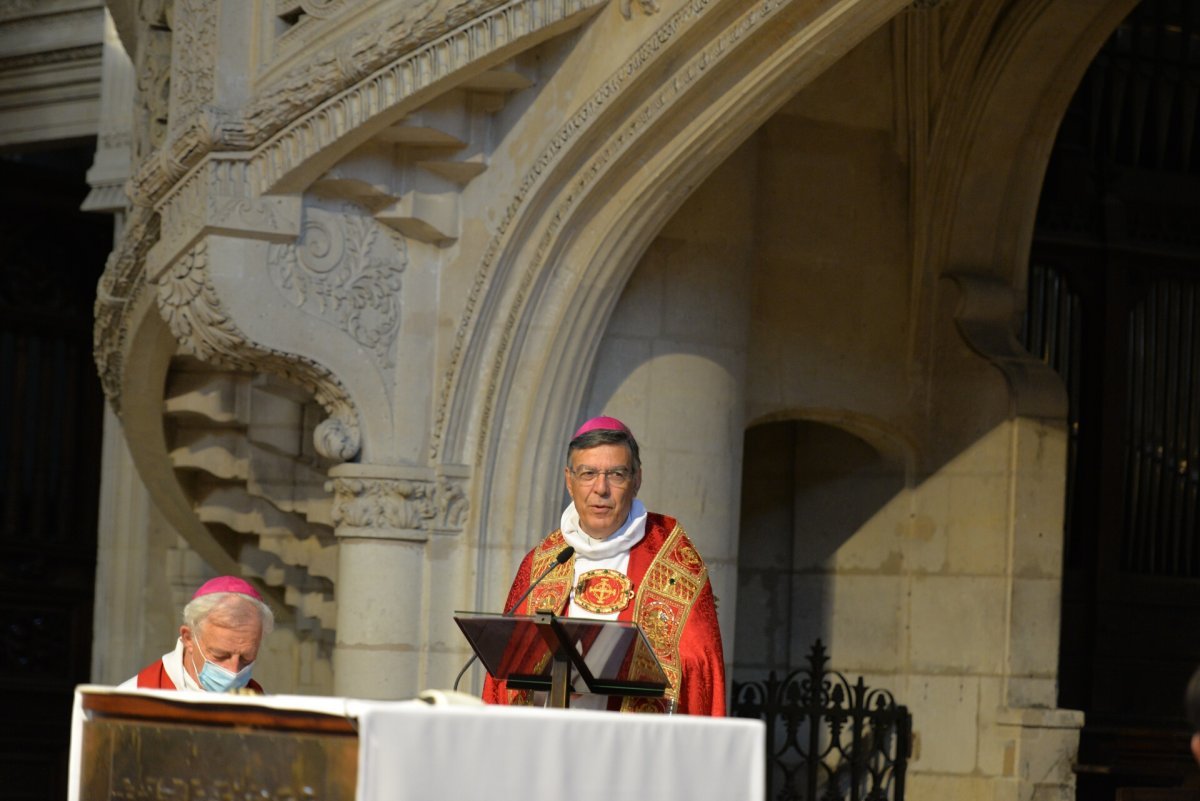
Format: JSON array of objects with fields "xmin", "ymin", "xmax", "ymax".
[
  {"xmin": 314, "ymin": 417, "xmax": 361, "ymax": 462},
  {"xmin": 268, "ymin": 207, "xmax": 406, "ymax": 367},
  {"xmin": 155, "ymin": 240, "xmax": 364, "ymax": 461}
]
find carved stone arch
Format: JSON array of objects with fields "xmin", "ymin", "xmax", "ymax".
[
  {"xmin": 747, "ymin": 408, "xmax": 918, "ymax": 477},
  {"xmin": 441, "ymin": 0, "xmax": 913, "ymax": 593},
  {"xmin": 927, "ymin": 0, "xmax": 1140, "ymax": 288},
  {"xmin": 913, "ymin": 0, "xmax": 1136, "ymax": 463}
]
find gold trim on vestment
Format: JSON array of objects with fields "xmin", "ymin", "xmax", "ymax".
[
  {"xmin": 507, "ymin": 523, "xmax": 707, "ymax": 714},
  {"xmin": 620, "ymin": 523, "xmax": 706, "ymax": 714}
]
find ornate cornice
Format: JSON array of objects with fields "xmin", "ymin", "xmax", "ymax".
[
  {"xmin": 245, "ymin": 0, "xmax": 603, "ymax": 196},
  {"xmin": 155, "ymin": 239, "xmax": 363, "ymax": 460},
  {"xmin": 149, "ymin": 156, "xmax": 302, "ymax": 276},
  {"xmin": 0, "ymin": 44, "xmax": 101, "ymax": 70},
  {"xmin": 327, "ymin": 463, "xmax": 470, "ymax": 539},
  {"xmin": 126, "ymin": 0, "xmax": 603, "ymax": 208},
  {"xmin": 242, "ymin": 0, "xmax": 485, "ymax": 143}
]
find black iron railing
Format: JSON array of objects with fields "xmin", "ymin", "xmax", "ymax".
[{"xmin": 731, "ymin": 640, "xmax": 912, "ymax": 801}]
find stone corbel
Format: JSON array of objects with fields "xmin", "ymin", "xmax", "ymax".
[
  {"xmin": 326, "ymin": 463, "xmax": 471, "ymax": 540},
  {"xmin": 945, "ymin": 272, "xmax": 1067, "ymax": 420},
  {"xmin": 154, "ymin": 237, "xmax": 364, "ymax": 462},
  {"xmin": 145, "ymin": 158, "xmax": 370, "ymax": 462}
]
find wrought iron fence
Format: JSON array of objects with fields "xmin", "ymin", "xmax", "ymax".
[{"xmin": 731, "ymin": 640, "xmax": 912, "ymax": 801}]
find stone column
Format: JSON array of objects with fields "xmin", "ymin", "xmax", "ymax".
[
  {"xmin": 327, "ymin": 464, "xmax": 470, "ymax": 699},
  {"xmin": 82, "ymin": 8, "xmax": 133, "ymax": 226}
]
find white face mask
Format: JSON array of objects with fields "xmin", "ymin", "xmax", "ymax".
[{"xmin": 189, "ymin": 636, "xmax": 254, "ymax": 692}]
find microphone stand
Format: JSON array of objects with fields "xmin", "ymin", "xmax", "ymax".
[{"xmin": 451, "ymin": 546, "xmax": 575, "ymax": 692}]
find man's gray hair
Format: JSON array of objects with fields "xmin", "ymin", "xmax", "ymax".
[
  {"xmin": 183, "ymin": 591, "xmax": 275, "ymax": 636},
  {"xmin": 568, "ymin": 428, "xmax": 641, "ymax": 471}
]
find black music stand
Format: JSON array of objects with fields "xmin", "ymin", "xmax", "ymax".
[{"xmin": 453, "ymin": 612, "xmax": 669, "ymax": 709}]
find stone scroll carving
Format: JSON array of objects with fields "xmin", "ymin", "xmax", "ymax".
[
  {"xmin": 267, "ymin": 206, "xmax": 406, "ymax": 368},
  {"xmin": 94, "ymin": 206, "xmax": 160, "ymax": 409},
  {"xmin": 155, "ymin": 239, "xmax": 364, "ymax": 461},
  {"xmin": 287, "ymin": 0, "xmax": 359, "ymax": 21}
]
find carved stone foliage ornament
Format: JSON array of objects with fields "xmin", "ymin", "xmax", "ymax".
[
  {"xmin": 292, "ymin": 0, "xmax": 357, "ymax": 21},
  {"xmin": 133, "ymin": 3, "xmax": 172, "ymax": 162},
  {"xmin": 155, "ymin": 239, "xmax": 363, "ymax": 461},
  {"xmin": 327, "ymin": 471, "xmax": 469, "ymax": 539},
  {"xmin": 267, "ymin": 205, "xmax": 406, "ymax": 368},
  {"xmin": 170, "ymin": 0, "xmax": 216, "ymax": 120},
  {"xmin": 619, "ymin": 0, "xmax": 659, "ymax": 18}
]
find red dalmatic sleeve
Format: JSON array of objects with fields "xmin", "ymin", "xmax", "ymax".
[
  {"xmin": 675, "ymin": 580, "xmax": 726, "ymax": 716},
  {"xmin": 481, "ymin": 550, "xmax": 536, "ymax": 706}
]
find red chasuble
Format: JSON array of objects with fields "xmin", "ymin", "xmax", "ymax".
[
  {"xmin": 482, "ymin": 513, "xmax": 726, "ymax": 716},
  {"xmin": 136, "ymin": 658, "xmax": 264, "ymax": 694}
]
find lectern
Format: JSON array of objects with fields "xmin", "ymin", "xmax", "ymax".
[{"xmin": 453, "ymin": 611, "xmax": 669, "ymax": 708}]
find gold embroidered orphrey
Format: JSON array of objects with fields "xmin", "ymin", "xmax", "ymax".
[
  {"xmin": 573, "ymin": 569, "xmax": 635, "ymax": 614},
  {"xmin": 511, "ymin": 523, "xmax": 707, "ymax": 712},
  {"xmin": 620, "ymin": 523, "xmax": 705, "ymax": 713}
]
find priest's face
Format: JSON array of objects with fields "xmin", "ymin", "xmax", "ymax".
[
  {"xmin": 565, "ymin": 443, "xmax": 642, "ymax": 539},
  {"xmin": 180, "ymin": 612, "xmax": 263, "ymax": 684}
]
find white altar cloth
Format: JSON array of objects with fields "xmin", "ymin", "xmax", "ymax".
[{"xmin": 70, "ymin": 686, "xmax": 765, "ymax": 801}]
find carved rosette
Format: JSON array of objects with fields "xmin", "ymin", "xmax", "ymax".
[
  {"xmin": 154, "ymin": 239, "xmax": 363, "ymax": 461},
  {"xmin": 267, "ymin": 206, "xmax": 406, "ymax": 368},
  {"xmin": 327, "ymin": 466, "xmax": 469, "ymax": 540}
]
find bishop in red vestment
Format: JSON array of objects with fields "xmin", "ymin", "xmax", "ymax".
[
  {"xmin": 483, "ymin": 416, "xmax": 726, "ymax": 715},
  {"xmin": 121, "ymin": 575, "xmax": 271, "ymax": 694}
]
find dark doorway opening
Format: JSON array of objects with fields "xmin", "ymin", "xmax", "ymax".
[
  {"xmin": 0, "ymin": 142, "xmax": 110, "ymax": 800},
  {"xmin": 1025, "ymin": 1, "xmax": 1200, "ymax": 797}
]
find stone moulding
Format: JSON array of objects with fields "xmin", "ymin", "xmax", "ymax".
[
  {"xmin": 127, "ymin": 0, "xmax": 606, "ymax": 208},
  {"xmin": 148, "ymin": 156, "xmax": 303, "ymax": 281},
  {"xmin": 93, "ymin": 204, "xmax": 160, "ymax": 410},
  {"xmin": 434, "ymin": 0, "xmax": 824, "ymax": 465},
  {"xmin": 326, "ymin": 463, "xmax": 471, "ymax": 539},
  {"xmin": 247, "ymin": 0, "xmax": 606, "ymax": 195}
]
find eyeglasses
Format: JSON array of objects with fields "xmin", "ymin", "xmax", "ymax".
[{"xmin": 568, "ymin": 466, "xmax": 635, "ymax": 486}]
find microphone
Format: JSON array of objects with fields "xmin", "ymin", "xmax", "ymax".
[
  {"xmin": 502, "ymin": 545, "xmax": 575, "ymax": 616},
  {"xmin": 452, "ymin": 546, "xmax": 575, "ymax": 691}
]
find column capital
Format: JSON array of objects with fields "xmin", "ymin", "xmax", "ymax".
[{"xmin": 326, "ymin": 463, "xmax": 470, "ymax": 541}]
